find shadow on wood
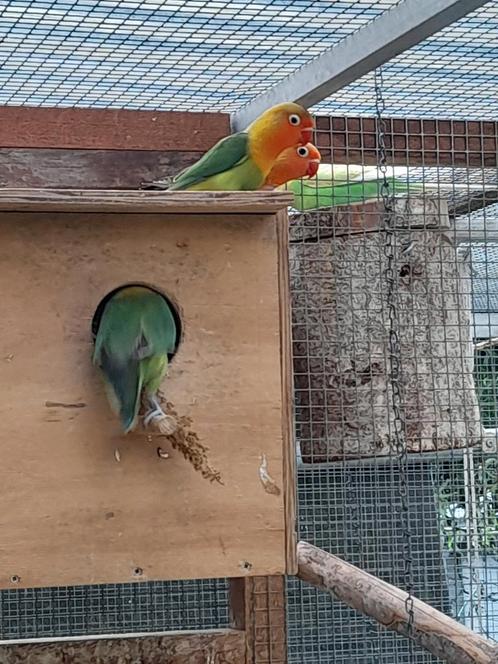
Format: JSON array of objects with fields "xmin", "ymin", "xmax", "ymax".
[{"xmin": 297, "ymin": 541, "xmax": 498, "ymax": 664}]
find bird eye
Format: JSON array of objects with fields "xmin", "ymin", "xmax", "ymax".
[
  {"xmin": 297, "ymin": 146, "xmax": 309, "ymax": 157},
  {"xmin": 289, "ymin": 113, "xmax": 301, "ymax": 126}
]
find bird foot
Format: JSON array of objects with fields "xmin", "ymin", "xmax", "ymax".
[
  {"xmin": 143, "ymin": 405, "xmax": 165, "ymax": 427},
  {"xmin": 143, "ymin": 406, "xmax": 178, "ymax": 436}
]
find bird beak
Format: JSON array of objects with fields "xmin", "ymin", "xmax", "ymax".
[
  {"xmin": 300, "ymin": 127, "xmax": 313, "ymax": 144},
  {"xmin": 307, "ymin": 160, "xmax": 320, "ymax": 178}
]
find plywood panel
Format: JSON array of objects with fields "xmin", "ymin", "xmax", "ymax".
[
  {"xmin": 0, "ymin": 209, "xmax": 293, "ymax": 588},
  {"xmin": 0, "ymin": 630, "xmax": 245, "ymax": 663},
  {"xmin": 0, "ymin": 107, "xmax": 229, "ymax": 151},
  {"xmin": 0, "ymin": 149, "xmax": 203, "ymax": 189},
  {"xmin": 0, "ymin": 188, "xmax": 294, "ymax": 214}
]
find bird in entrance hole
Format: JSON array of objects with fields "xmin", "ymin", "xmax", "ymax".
[
  {"xmin": 93, "ymin": 286, "xmax": 178, "ymax": 433},
  {"xmin": 141, "ymin": 101, "xmax": 314, "ymax": 191}
]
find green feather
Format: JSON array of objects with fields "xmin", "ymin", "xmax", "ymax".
[
  {"xmin": 286, "ymin": 164, "xmax": 422, "ymax": 211},
  {"xmin": 168, "ymin": 132, "xmax": 251, "ymax": 190},
  {"xmin": 93, "ymin": 287, "xmax": 177, "ymax": 433}
]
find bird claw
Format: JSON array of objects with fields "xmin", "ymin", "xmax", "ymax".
[
  {"xmin": 143, "ymin": 395, "xmax": 178, "ymax": 435},
  {"xmin": 143, "ymin": 406, "xmax": 165, "ymax": 427}
]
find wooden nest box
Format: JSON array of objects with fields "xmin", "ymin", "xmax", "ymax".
[{"xmin": 0, "ymin": 189, "xmax": 296, "ymax": 589}]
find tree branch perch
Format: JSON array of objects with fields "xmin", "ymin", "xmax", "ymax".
[{"xmin": 297, "ymin": 541, "xmax": 498, "ymax": 664}]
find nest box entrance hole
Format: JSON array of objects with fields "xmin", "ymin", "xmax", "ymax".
[{"xmin": 91, "ymin": 283, "xmax": 183, "ymax": 361}]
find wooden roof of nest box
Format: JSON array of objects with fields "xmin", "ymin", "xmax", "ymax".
[{"xmin": 0, "ymin": 189, "xmax": 296, "ymax": 589}]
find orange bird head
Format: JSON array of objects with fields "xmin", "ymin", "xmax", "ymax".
[
  {"xmin": 264, "ymin": 143, "xmax": 321, "ymax": 188},
  {"xmin": 248, "ymin": 102, "xmax": 315, "ymax": 176}
]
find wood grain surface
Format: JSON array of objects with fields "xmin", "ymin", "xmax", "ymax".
[{"xmin": 0, "ymin": 202, "xmax": 293, "ymax": 588}]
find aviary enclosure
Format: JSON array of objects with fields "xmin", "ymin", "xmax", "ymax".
[{"xmin": 0, "ymin": 1, "xmax": 497, "ymax": 663}]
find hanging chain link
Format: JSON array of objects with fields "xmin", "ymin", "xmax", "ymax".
[{"xmin": 374, "ymin": 67, "xmax": 416, "ymax": 640}]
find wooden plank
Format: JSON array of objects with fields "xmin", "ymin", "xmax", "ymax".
[
  {"xmin": 1, "ymin": 109, "xmax": 495, "ymax": 170},
  {"xmin": 297, "ymin": 541, "xmax": 498, "ymax": 664},
  {"xmin": 0, "ymin": 188, "xmax": 294, "ymax": 214},
  {"xmin": 0, "ymin": 107, "xmax": 230, "ymax": 151},
  {"xmin": 229, "ymin": 578, "xmax": 248, "ymax": 631},
  {"xmin": 0, "ymin": 629, "xmax": 245, "ymax": 663},
  {"xmin": 314, "ymin": 115, "xmax": 498, "ymax": 168},
  {"xmin": 277, "ymin": 210, "xmax": 297, "ymax": 574},
  {"xmin": 0, "ymin": 149, "xmax": 202, "ymax": 190},
  {"xmin": 0, "ymin": 210, "xmax": 291, "ymax": 588},
  {"xmin": 229, "ymin": 577, "xmax": 287, "ymax": 663}
]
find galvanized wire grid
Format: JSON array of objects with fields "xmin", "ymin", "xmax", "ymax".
[
  {"xmin": 284, "ymin": 104, "xmax": 498, "ymax": 661},
  {"xmin": 316, "ymin": 1, "xmax": 498, "ymax": 119},
  {"xmin": 0, "ymin": 579, "xmax": 229, "ymax": 639},
  {"xmin": 1, "ymin": 0, "xmax": 496, "ymax": 117},
  {"xmin": 0, "ymin": 0, "xmax": 401, "ymax": 110},
  {"xmin": 1, "ymin": 165, "xmax": 498, "ymax": 655}
]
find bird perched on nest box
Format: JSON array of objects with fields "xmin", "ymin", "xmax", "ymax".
[
  {"xmin": 262, "ymin": 143, "xmax": 321, "ymax": 189},
  {"xmin": 93, "ymin": 286, "xmax": 178, "ymax": 433},
  {"xmin": 142, "ymin": 102, "xmax": 314, "ymax": 191}
]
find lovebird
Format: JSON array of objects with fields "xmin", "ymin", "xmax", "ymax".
[
  {"xmin": 93, "ymin": 286, "xmax": 178, "ymax": 433},
  {"xmin": 143, "ymin": 102, "xmax": 314, "ymax": 191},
  {"xmin": 287, "ymin": 164, "xmax": 421, "ymax": 211},
  {"xmin": 263, "ymin": 143, "xmax": 321, "ymax": 189}
]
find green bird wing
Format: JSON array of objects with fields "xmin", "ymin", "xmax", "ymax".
[
  {"xmin": 168, "ymin": 132, "xmax": 249, "ymax": 190},
  {"xmin": 93, "ymin": 289, "xmax": 177, "ymax": 431},
  {"xmin": 287, "ymin": 164, "xmax": 421, "ymax": 211}
]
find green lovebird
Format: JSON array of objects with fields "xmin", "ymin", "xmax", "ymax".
[
  {"xmin": 93, "ymin": 286, "xmax": 178, "ymax": 433},
  {"xmin": 286, "ymin": 164, "xmax": 421, "ymax": 211}
]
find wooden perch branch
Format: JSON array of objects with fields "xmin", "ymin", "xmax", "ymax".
[
  {"xmin": 297, "ymin": 541, "xmax": 498, "ymax": 664},
  {"xmin": 474, "ymin": 336, "xmax": 498, "ymax": 351}
]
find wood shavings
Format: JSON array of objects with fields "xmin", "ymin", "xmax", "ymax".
[
  {"xmin": 114, "ymin": 448, "xmax": 121, "ymax": 463},
  {"xmin": 146, "ymin": 401, "xmax": 222, "ymax": 484}
]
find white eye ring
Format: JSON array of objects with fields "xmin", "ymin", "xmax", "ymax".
[
  {"xmin": 297, "ymin": 146, "xmax": 309, "ymax": 157},
  {"xmin": 289, "ymin": 113, "xmax": 301, "ymax": 126}
]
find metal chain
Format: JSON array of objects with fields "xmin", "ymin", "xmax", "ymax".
[{"xmin": 374, "ymin": 67, "xmax": 416, "ymax": 641}]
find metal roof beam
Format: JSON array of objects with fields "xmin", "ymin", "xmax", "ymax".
[{"xmin": 231, "ymin": 0, "xmax": 487, "ymax": 131}]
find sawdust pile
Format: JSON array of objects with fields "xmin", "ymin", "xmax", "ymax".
[{"xmin": 149, "ymin": 402, "xmax": 223, "ymax": 484}]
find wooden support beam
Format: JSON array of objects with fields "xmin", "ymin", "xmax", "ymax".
[
  {"xmin": 1, "ymin": 114, "xmax": 496, "ymax": 193},
  {"xmin": 0, "ymin": 148, "xmax": 202, "ymax": 190},
  {"xmin": 297, "ymin": 541, "xmax": 498, "ymax": 664},
  {"xmin": 0, "ymin": 188, "xmax": 294, "ymax": 215},
  {"xmin": 0, "ymin": 107, "xmax": 230, "ymax": 152},
  {"xmin": 0, "ymin": 629, "xmax": 245, "ymax": 663},
  {"xmin": 230, "ymin": 576, "xmax": 287, "ymax": 663}
]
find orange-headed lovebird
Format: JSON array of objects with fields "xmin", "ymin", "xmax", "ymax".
[
  {"xmin": 263, "ymin": 143, "xmax": 321, "ymax": 189},
  {"xmin": 143, "ymin": 102, "xmax": 314, "ymax": 191}
]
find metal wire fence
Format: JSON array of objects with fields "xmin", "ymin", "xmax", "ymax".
[{"xmin": 0, "ymin": 0, "xmax": 401, "ymax": 110}]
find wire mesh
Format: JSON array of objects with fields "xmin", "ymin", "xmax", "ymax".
[
  {"xmin": 1, "ymin": 0, "xmax": 496, "ymax": 117},
  {"xmin": 288, "ymin": 461, "xmax": 452, "ymax": 664},
  {"xmin": 0, "ymin": 0, "xmax": 401, "ymax": 111},
  {"xmin": 282, "ymin": 65, "xmax": 498, "ymax": 660},
  {"xmin": 0, "ymin": 579, "xmax": 229, "ymax": 639},
  {"xmin": 315, "ymin": 1, "xmax": 498, "ymax": 119}
]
